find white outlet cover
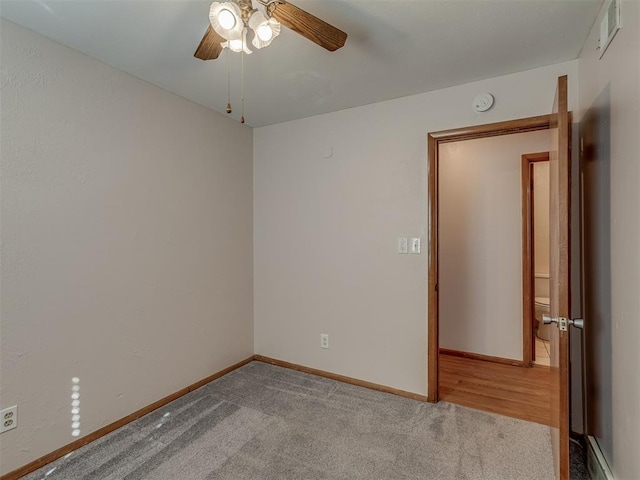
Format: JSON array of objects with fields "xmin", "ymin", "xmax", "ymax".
[{"xmin": 0, "ymin": 405, "xmax": 18, "ymax": 433}]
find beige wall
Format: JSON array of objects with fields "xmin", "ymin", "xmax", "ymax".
[
  {"xmin": 0, "ymin": 20, "xmax": 254, "ymax": 475},
  {"xmin": 439, "ymin": 132, "xmax": 550, "ymax": 361},
  {"xmin": 533, "ymin": 162, "xmax": 550, "ymax": 277},
  {"xmin": 254, "ymin": 61, "xmax": 578, "ymax": 396},
  {"xmin": 578, "ymin": 1, "xmax": 640, "ymax": 478},
  {"xmin": 5, "ymin": 8, "xmax": 629, "ymax": 476}
]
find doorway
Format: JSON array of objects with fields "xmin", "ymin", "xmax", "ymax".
[
  {"xmin": 429, "ymin": 121, "xmax": 553, "ymax": 426},
  {"xmin": 427, "ymin": 115, "xmax": 553, "ymax": 404},
  {"xmin": 428, "ymin": 75, "xmax": 573, "ymax": 479},
  {"xmin": 522, "ymin": 152, "xmax": 552, "ymax": 367}
]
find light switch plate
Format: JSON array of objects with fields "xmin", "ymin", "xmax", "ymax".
[
  {"xmin": 410, "ymin": 238, "xmax": 421, "ymax": 254},
  {"xmin": 398, "ymin": 238, "xmax": 408, "ymax": 254}
]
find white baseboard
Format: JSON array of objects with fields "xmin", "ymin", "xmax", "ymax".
[{"xmin": 587, "ymin": 435, "xmax": 615, "ymax": 480}]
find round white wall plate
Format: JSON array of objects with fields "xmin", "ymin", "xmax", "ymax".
[{"xmin": 473, "ymin": 93, "xmax": 494, "ymax": 112}]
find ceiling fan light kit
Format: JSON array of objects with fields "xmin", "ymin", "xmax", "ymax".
[
  {"xmin": 223, "ymin": 29, "xmax": 252, "ymax": 54},
  {"xmin": 218, "ymin": 10, "xmax": 236, "ymax": 30},
  {"xmin": 196, "ymin": 0, "xmax": 347, "ymax": 61},
  {"xmin": 209, "ymin": 0, "xmax": 283, "ymax": 54},
  {"xmin": 249, "ymin": 11, "xmax": 281, "ymax": 49},
  {"xmin": 196, "ymin": 0, "xmax": 348, "ymax": 123},
  {"xmin": 210, "ymin": 2, "xmax": 244, "ymax": 41}
]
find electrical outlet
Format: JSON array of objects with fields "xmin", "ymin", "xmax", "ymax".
[
  {"xmin": 320, "ymin": 334, "xmax": 329, "ymax": 349},
  {"xmin": 0, "ymin": 406, "xmax": 18, "ymax": 433}
]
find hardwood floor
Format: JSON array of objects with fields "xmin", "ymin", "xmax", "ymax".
[
  {"xmin": 534, "ymin": 336, "xmax": 551, "ymax": 366},
  {"xmin": 439, "ymin": 353, "xmax": 552, "ymax": 426}
]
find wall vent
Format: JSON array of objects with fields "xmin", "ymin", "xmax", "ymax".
[{"xmin": 598, "ymin": 0, "xmax": 621, "ymax": 59}]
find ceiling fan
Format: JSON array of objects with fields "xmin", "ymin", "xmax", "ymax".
[{"xmin": 194, "ymin": 0, "xmax": 348, "ymax": 60}]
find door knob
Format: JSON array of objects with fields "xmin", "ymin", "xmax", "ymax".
[
  {"xmin": 542, "ymin": 315, "xmax": 584, "ymax": 331},
  {"xmin": 570, "ymin": 318, "xmax": 584, "ymax": 329}
]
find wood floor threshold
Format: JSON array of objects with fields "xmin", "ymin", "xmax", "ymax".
[
  {"xmin": 0, "ymin": 356, "xmax": 254, "ymax": 480},
  {"xmin": 254, "ymin": 355, "xmax": 429, "ymax": 403},
  {"xmin": 438, "ymin": 353, "xmax": 552, "ymax": 427},
  {"xmin": 440, "ymin": 378, "xmax": 551, "ymax": 397},
  {"xmin": 439, "ymin": 370, "xmax": 551, "ymax": 390},
  {"xmin": 439, "ymin": 348, "xmax": 525, "ymax": 367},
  {"xmin": 440, "ymin": 385, "xmax": 550, "ymax": 409}
]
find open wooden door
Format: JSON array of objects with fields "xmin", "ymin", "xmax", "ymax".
[{"xmin": 547, "ymin": 75, "xmax": 571, "ymax": 479}]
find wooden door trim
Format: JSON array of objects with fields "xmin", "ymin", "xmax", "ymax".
[
  {"xmin": 427, "ymin": 114, "xmax": 552, "ymax": 403},
  {"xmin": 551, "ymin": 75, "xmax": 572, "ymax": 480},
  {"xmin": 522, "ymin": 152, "xmax": 550, "ymax": 367}
]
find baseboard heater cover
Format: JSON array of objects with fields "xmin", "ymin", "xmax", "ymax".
[{"xmin": 587, "ymin": 435, "xmax": 615, "ymax": 480}]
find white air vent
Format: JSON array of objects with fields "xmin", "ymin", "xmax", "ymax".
[{"xmin": 599, "ymin": 0, "xmax": 621, "ymax": 59}]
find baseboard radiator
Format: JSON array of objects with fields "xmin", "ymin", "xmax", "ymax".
[{"xmin": 587, "ymin": 435, "xmax": 615, "ymax": 480}]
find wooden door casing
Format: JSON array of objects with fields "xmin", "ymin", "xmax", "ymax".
[{"xmin": 548, "ymin": 74, "xmax": 571, "ymax": 480}]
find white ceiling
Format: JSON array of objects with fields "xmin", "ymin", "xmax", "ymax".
[{"xmin": 0, "ymin": 0, "xmax": 602, "ymax": 127}]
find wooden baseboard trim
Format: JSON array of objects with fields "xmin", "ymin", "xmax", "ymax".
[
  {"xmin": 0, "ymin": 356, "xmax": 254, "ymax": 480},
  {"xmin": 439, "ymin": 348, "xmax": 525, "ymax": 367},
  {"xmin": 254, "ymin": 355, "xmax": 429, "ymax": 402}
]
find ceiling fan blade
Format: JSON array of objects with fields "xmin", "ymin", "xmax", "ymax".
[
  {"xmin": 271, "ymin": 1, "xmax": 347, "ymax": 52},
  {"xmin": 194, "ymin": 25, "xmax": 224, "ymax": 60}
]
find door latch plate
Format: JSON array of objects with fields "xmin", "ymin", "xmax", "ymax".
[{"xmin": 558, "ymin": 317, "xmax": 568, "ymax": 332}]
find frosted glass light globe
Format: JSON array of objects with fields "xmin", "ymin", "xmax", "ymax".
[
  {"xmin": 257, "ymin": 24, "xmax": 273, "ymax": 41},
  {"xmin": 218, "ymin": 8, "xmax": 236, "ymax": 30},
  {"xmin": 229, "ymin": 39, "xmax": 243, "ymax": 51}
]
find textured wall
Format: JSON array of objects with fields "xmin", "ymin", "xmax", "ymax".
[
  {"xmin": 439, "ymin": 131, "xmax": 550, "ymax": 361},
  {"xmin": 578, "ymin": 1, "xmax": 640, "ymax": 478},
  {"xmin": 254, "ymin": 61, "xmax": 577, "ymax": 396},
  {"xmin": 0, "ymin": 20, "xmax": 253, "ymax": 475}
]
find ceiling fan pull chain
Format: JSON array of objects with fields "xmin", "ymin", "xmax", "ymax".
[
  {"xmin": 226, "ymin": 47, "xmax": 232, "ymax": 114},
  {"xmin": 240, "ymin": 31, "xmax": 245, "ymax": 124}
]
